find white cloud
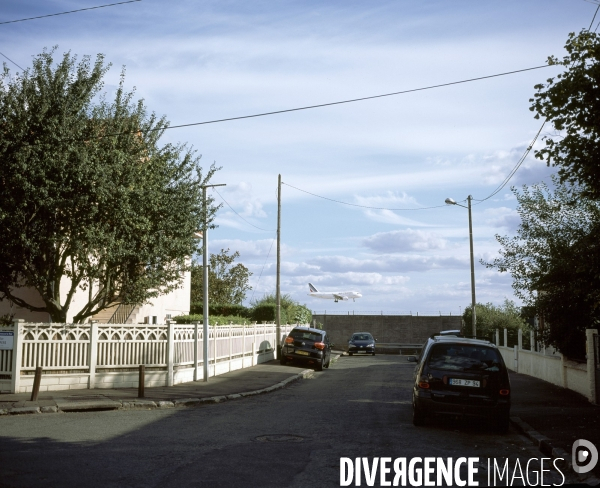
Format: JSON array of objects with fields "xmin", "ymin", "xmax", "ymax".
[{"xmin": 363, "ymin": 229, "xmax": 448, "ymax": 253}]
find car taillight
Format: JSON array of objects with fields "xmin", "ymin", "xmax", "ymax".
[
  {"xmin": 314, "ymin": 342, "xmax": 325, "ymax": 350},
  {"xmin": 499, "ymin": 389, "xmax": 510, "ymax": 396},
  {"xmin": 418, "ymin": 381, "xmax": 430, "ymax": 389},
  {"xmin": 285, "ymin": 337, "xmax": 294, "ymax": 344}
]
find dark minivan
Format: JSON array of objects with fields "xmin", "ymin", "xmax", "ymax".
[
  {"xmin": 280, "ymin": 326, "xmax": 332, "ymax": 371},
  {"xmin": 408, "ymin": 336, "xmax": 511, "ymax": 433}
]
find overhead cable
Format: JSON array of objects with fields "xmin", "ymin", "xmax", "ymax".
[
  {"xmin": 0, "ymin": 51, "xmax": 24, "ymax": 71},
  {"xmin": 19, "ymin": 64, "xmax": 553, "ymax": 147},
  {"xmin": 0, "ymin": 1, "xmax": 141, "ymax": 25},
  {"xmin": 472, "ymin": 122, "xmax": 546, "ymax": 204},
  {"xmin": 249, "ymin": 238, "xmax": 276, "ymax": 303},
  {"xmin": 212, "ymin": 188, "xmax": 275, "ymax": 232},
  {"xmin": 282, "ymin": 182, "xmax": 448, "ymax": 211}
]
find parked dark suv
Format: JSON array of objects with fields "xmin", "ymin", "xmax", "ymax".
[
  {"xmin": 408, "ymin": 336, "xmax": 511, "ymax": 433},
  {"xmin": 280, "ymin": 326, "xmax": 332, "ymax": 371}
]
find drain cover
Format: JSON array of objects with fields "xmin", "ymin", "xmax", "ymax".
[{"xmin": 255, "ymin": 434, "xmax": 305, "ymax": 443}]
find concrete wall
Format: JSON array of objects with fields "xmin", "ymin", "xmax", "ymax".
[
  {"xmin": 497, "ymin": 328, "xmax": 598, "ymax": 402},
  {"xmin": 313, "ymin": 314, "xmax": 463, "ymax": 349}
]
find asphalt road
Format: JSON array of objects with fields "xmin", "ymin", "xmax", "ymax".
[{"xmin": 0, "ymin": 355, "xmax": 580, "ymax": 487}]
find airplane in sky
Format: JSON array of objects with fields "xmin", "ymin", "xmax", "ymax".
[{"xmin": 307, "ymin": 283, "xmax": 362, "ymax": 302}]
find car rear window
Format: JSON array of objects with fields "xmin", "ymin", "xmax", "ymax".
[
  {"xmin": 289, "ymin": 329, "xmax": 323, "ymax": 342},
  {"xmin": 427, "ymin": 344, "xmax": 502, "ymax": 372}
]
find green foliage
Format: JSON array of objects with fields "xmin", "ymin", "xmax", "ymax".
[
  {"xmin": 173, "ymin": 314, "xmax": 251, "ymax": 325},
  {"xmin": 191, "ymin": 249, "xmax": 252, "ymax": 306},
  {"xmin": 249, "ymin": 293, "xmax": 312, "ymax": 324},
  {"xmin": 0, "ymin": 48, "xmax": 219, "ymax": 323},
  {"xmin": 484, "ymin": 176, "xmax": 600, "ymax": 359},
  {"xmin": 189, "ymin": 302, "xmax": 250, "ymax": 318},
  {"xmin": 463, "ymin": 300, "xmax": 528, "ymax": 343},
  {"xmin": 251, "ymin": 303, "xmax": 279, "ymax": 323},
  {"xmin": 530, "ymin": 30, "xmax": 600, "ymax": 198}
]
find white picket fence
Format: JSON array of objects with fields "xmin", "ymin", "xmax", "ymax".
[{"xmin": 0, "ymin": 320, "xmax": 297, "ymax": 394}]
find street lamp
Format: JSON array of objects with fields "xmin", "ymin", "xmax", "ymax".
[{"xmin": 445, "ymin": 196, "xmax": 477, "ymax": 338}]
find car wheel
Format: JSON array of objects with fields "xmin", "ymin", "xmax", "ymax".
[
  {"xmin": 279, "ymin": 355, "xmax": 287, "ymax": 365},
  {"xmin": 372, "ymin": 352, "xmax": 375, "ymax": 356},
  {"xmin": 315, "ymin": 357, "xmax": 324, "ymax": 371},
  {"xmin": 324, "ymin": 358, "xmax": 330, "ymax": 369},
  {"xmin": 494, "ymin": 414, "xmax": 510, "ymax": 434},
  {"xmin": 348, "ymin": 352, "xmax": 353, "ymax": 356},
  {"xmin": 412, "ymin": 397, "xmax": 426, "ymax": 426}
]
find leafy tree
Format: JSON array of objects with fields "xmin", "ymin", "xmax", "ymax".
[
  {"xmin": 0, "ymin": 49, "xmax": 218, "ymax": 323},
  {"xmin": 484, "ymin": 176, "xmax": 600, "ymax": 358},
  {"xmin": 250, "ymin": 293, "xmax": 312, "ymax": 324},
  {"xmin": 191, "ymin": 249, "xmax": 252, "ymax": 306},
  {"xmin": 462, "ymin": 300, "xmax": 528, "ymax": 342},
  {"xmin": 530, "ymin": 30, "xmax": 600, "ymax": 197}
]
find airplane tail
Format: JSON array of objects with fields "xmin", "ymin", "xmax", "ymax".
[{"xmin": 308, "ymin": 283, "xmax": 319, "ymax": 293}]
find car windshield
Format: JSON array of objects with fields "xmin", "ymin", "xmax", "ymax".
[
  {"xmin": 351, "ymin": 334, "xmax": 372, "ymax": 341},
  {"xmin": 289, "ymin": 330, "xmax": 323, "ymax": 342},
  {"xmin": 427, "ymin": 344, "xmax": 501, "ymax": 372}
]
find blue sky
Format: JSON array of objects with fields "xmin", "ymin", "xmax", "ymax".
[{"xmin": 1, "ymin": 1, "xmax": 594, "ymax": 314}]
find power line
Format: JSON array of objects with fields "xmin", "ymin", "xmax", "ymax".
[
  {"xmin": 249, "ymin": 238, "xmax": 276, "ymax": 303},
  {"xmin": 473, "ymin": 122, "xmax": 546, "ymax": 204},
  {"xmin": 20, "ymin": 63, "xmax": 552, "ymax": 148},
  {"xmin": 0, "ymin": 1, "xmax": 141, "ymax": 25},
  {"xmin": 130, "ymin": 65, "xmax": 552, "ymax": 134},
  {"xmin": 0, "ymin": 51, "xmax": 24, "ymax": 71},
  {"xmin": 590, "ymin": 3, "xmax": 600, "ymax": 30},
  {"xmin": 212, "ymin": 188, "xmax": 275, "ymax": 232},
  {"xmin": 282, "ymin": 182, "xmax": 448, "ymax": 211}
]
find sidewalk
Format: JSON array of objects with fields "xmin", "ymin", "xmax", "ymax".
[
  {"xmin": 0, "ymin": 358, "xmax": 338, "ymax": 414},
  {"xmin": 508, "ymin": 370, "xmax": 600, "ymax": 480}
]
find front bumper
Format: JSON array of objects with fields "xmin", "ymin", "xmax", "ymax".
[{"xmin": 348, "ymin": 344, "xmax": 375, "ymax": 353}]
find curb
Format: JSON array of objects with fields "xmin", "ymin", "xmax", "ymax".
[
  {"xmin": 510, "ymin": 416, "xmax": 600, "ymax": 485},
  {"xmin": 0, "ymin": 360, "xmax": 332, "ymax": 417}
]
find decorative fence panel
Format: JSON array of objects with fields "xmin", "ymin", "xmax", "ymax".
[
  {"xmin": 96, "ymin": 325, "xmax": 168, "ymax": 368},
  {"xmin": 3, "ymin": 320, "xmax": 300, "ymax": 393}
]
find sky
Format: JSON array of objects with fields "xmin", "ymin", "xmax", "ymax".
[{"xmin": 1, "ymin": 0, "xmax": 595, "ymax": 315}]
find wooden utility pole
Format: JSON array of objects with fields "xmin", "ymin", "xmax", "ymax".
[
  {"xmin": 202, "ymin": 183, "xmax": 226, "ymax": 382},
  {"xmin": 276, "ymin": 174, "xmax": 282, "ymax": 357}
]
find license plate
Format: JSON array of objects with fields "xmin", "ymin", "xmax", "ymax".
[
  {"xmin": 296, "ymin": 350, "xmax": 310, "ymax": 356},
  {"xmin": 449, "ymin": 378, "xmax": 480, "ymax": 387}
]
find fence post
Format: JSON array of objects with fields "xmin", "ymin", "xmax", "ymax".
[
  {"xmin": 89, "ymin": 321, "xmax": 98, "ymax": 389},
  {"xmin": 513, "ymin": 345, "xmax": 518, "ymax": 372},
  {"xmin": 503, "ymin": 328, "xmax": 508, "ymax": 348},
  {"xmin": 252, "ymin": 342, "xmax": 256, "ymax": 366},
  {"xmin": 241, "ymin": 325, "xmax": 246, "ymax": 369},
  {"xmin": 213, "ymin": 323, "xmax": 217, "ymax": 377},
  {"xmin": 530, "ymin": 330, "xmax": 535, "ymax": 351},
  {"xmin": 10, "ymin": 319, "xmax": 24, "ymax": 394},
  {"xmin": 495, "ymin": 329, "xmax": 499, "ymax": 346},
  {"xmin": 166, "ymin": 320, "xmax": 174, "ymax": 386},
  {"xmin": 518, "ymin": 329, "xmax": 523, "ymax": 350},
  {"xmin": 586, "ymin": 329, "xmax": 597, "ymax": 403},
  {"xmin": 193, "ymin": 321, "xmax": 199, "ymax": 381},
  {"xmin": 229, "ymin": 325, "xmax": 232, "ymax": 371}
]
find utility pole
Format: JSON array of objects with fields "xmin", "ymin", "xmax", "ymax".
[
  {"xmin": 202, "ymin": 183, "xmax": 226, "ymax": 382},
  {"xmin": 467, "ymin": 195, "xmax": 476, "ymax": 338},
  {"xmin": 276, "ymin": 174, "xmax": 281, "ymax": 358}
]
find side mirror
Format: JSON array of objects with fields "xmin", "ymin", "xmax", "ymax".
[
  {"xmin": 407, "ymin": 356, "xmax": 417, "ymax": 363},
  {"xmin": 330, "ymin": 343, "xmax": 335, "ymax": 348}
]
